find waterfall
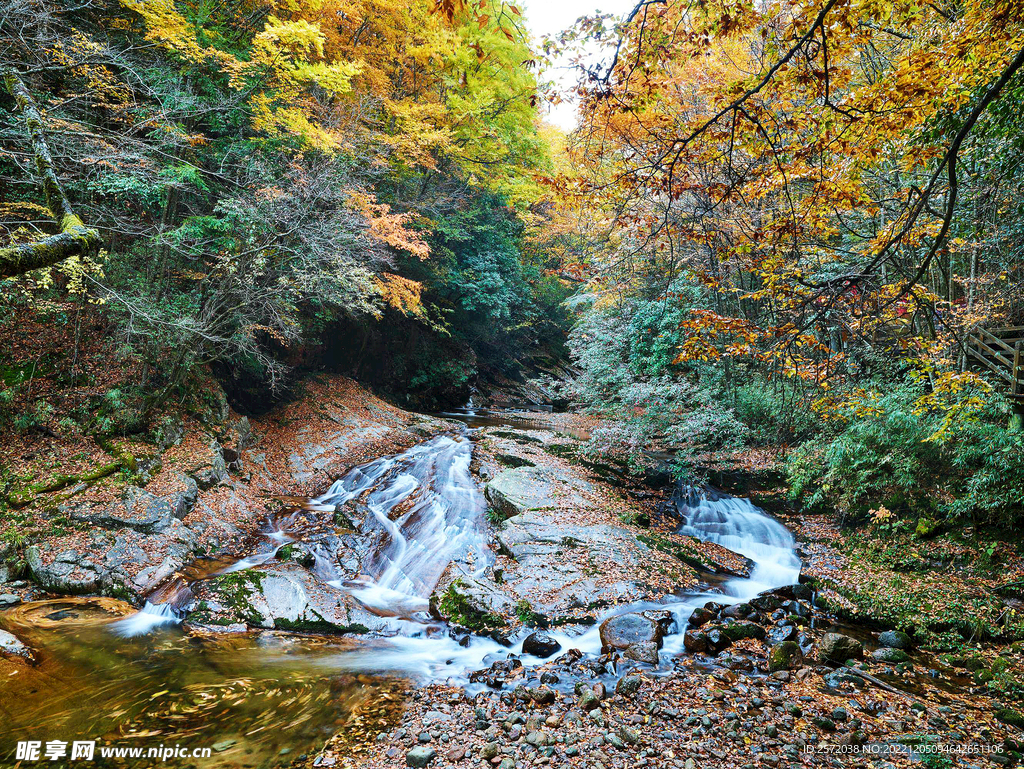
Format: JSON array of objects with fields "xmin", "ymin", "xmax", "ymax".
[
  {"xmin": 670, "ymin": 484, "xmax": 802, "ymax": 598},
  {"xmin": 110, "ymin": 601, "xmax": 181, "ymax": 637}
]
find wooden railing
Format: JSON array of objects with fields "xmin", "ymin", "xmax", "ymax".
[{"xmin": 967, "ymin": 326, "xmax": 1024, "ymax": 398}]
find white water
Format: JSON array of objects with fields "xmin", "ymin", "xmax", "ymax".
[
  {"xmin": 110, "ymin": 601, "xmax": 180, "ymax": 637},
  {"xmin": 113, "ymin": 435, "xmax": 801, "ymax": 683}
]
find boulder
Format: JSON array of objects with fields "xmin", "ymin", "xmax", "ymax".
[
  {"xmin": 769, "ymin": 641, "xmax": 803, "ymax": 672},
  {"xmin": 599, "ymin": 610, "xmax": 673, "ymax": 651},
  {"xmin": 188, "ymin": 440, "xmax": 229, "ymax": 489},
  {"xmin": 522, "ymin": 631, "xmax": 561, "ymax": 658},
  {"xmin": 683, "ymin": 629, "xmax": 709, "ymax": 653},
  {"xmin": 878, "ymin": 630, "xmax": 912, "ymax": 649},
  {"xmin": 818, "ymin": 633, "xmax": 864, "ymax": 664},
  {"xmin": 26, "ymin": 546, "xmax": 103, "ymax": 594},
  {"xmin": 721, "ymin": 602, "xmax": 755, "ymax": 619},
  {"xmin": 718, "ymin": 621, "xmax": 767, "ymax": 642},
  {"xmin": 688, "ymin": 606, "xmax": 717, "ymax": 628},
  {"xmin": 872, "ymin": 647, "xmax": 910, "ymax": 663},
  {"xmin": 623, "ymin": 641, "xmax": 660, "ymax": 665},
  {"xmin": 767, "ymin": 624, "xmax": 799, "ymax": 645}
]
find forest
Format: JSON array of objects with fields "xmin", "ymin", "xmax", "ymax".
[{"xmin": 2, "ymin": 1, "xmax": 1024, "ymax": 768}]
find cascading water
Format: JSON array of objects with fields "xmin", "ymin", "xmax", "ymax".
[
  {"xmin": 312, "ymin": 435, "xmax": 490, "ymax": 622},
  {"xmin": 108, "ymin": 436, "xmax": 801, "ymax": 681},
  {"xmin": 671, "ymin": 485, "xmax": 802, "ymax": 598}
]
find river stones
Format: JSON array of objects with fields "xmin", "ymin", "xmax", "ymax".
[
  {"xmin": 599, "ymin": 610, "xmax": 673, "ymax": 651},
  {"xmin": 405, "ymin": 745, "xmax": 436, "ymax": 767},
  {"xmin": 818, "ymin": 632, "xmax": 864, "ymax": 664},
  {"xmin": 878, "ymin": 629, "xmax": 912, "ymax": 649},
  {"xmin": 522, "ymin": 631, "xmax": 561, "ymax": 658},
  {"xmin": 769, "ymin": 640, "xmax": 803, "ymax": 672}
]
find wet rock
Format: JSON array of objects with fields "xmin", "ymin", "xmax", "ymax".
[
  {"xmin": 623, "ymin": 641, "xmax": 660, "ymax": 665},
  {"xmin": 405, "ymin": 745, "xmax": 436, "ymax": 767},
  {"xmin": 430, "ymin": 576, "xmax": 514, "ymax": 630},
  {"xmin": 717, "ymin": 621, "xmax": 766, "ymax": 642},
  {"xmin": 818, "ymin": 633, "xmax": 864, "ymax": 664},
  {"xmin": 0, "ymin": 594, "xmax": 21, "ymax": 608},
  {"xmin": 599, "ymin": 611, "xmax": 672, "ymax": 651},
  {"xmin": 522, "ymin": 631, "xmax": 561, "ymax": 658},
  {"xmin": 0, "ymin": 629, "xmax": 31, "ymax": 659},
  {"xmin": 530, "ymin": 687, "xmax": 556, "ymax": 705},
  {"xmin": 878, "ymin": 630, "xmax": 912, "ymax": 649},
  {"xmin": 615, "ymin": 674, "xmax": 643, "ymax": 697},
  {"xmin": 768, "ymin": 641, "xmax": 803, "ymax": 672},
  {"xmin": 683, "ymin": 629, "xmax": 709, "ymax": 653},
  {"xmin": 578, "ymin": 689, "xmax": 601, "ymax": 711},
  {"xmin": 687, "ymin": 606, "xmax": 717, "ymax": 627},
  {"xmin": 872, "ymin": 647, "xmax": 910, "ymax": 663},
  {"xmin": 721, "ymin": 602, "xmax": 755, "ymax": 619},
  {"xmin": 767, "ymin": 625, "xmax": 798, "ymax": 645}
]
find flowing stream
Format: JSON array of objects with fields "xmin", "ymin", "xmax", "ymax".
[{"xmin": 0, "ymin": 421, "xmax": 801, "ymax": 765}]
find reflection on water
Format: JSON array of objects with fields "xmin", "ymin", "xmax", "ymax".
[{"xmin": 0, "ymin": 599, "xmax": 400, "ymax": 767}]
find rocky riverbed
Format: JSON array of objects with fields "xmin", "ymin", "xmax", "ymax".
[{"xmin": 2, "ymin": 379, "xmax": 1024, "ymax": 768}]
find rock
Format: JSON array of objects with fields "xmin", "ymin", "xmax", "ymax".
[
  {"xmin": 769, "ymin": 641, "xmax": 803, "ymax": 672},
  {"xmin": 480, "ymin": 742, "xmax": 499, "ymax": 760},
  {"xmin": 872, "ymin": 647, "xmax": 910, "ymax": 663},
  {"xmin": 189, "ymin": 440, "xmax": 229, "ymax": 489},
  {"xmin": 995, "ymin": 709, "xmax": 1024, "ymax": 729},
  {"xmin": 767, "ymin": 625, "xmax": 798, "ymax": 645},
  {"xmin": 405, "ymin": 746, "xmax": 436, "ymax": 767},
  {"xmin": 0, "ymin": 594, "xmax": 21, "ymax": 608},
  {"xmin": 718, "ymin": 621, "xmax": 766, "ymax": 642},
  {"xmin": 721, "ymin": 602, "xmax": 754, "ymax": 619},
  {"xmin": 430, "ymin": 576, "xmax": 514, "ymax": 630},
  {"xmin": 530, "ymin": 687, "xmax": 556, "ymax": 705},
  {"xmin": 615, "ymin": 674, "xmax": 643, "ymax": 697},
  {"xmin": 0, "ymin": 629, "xmax": 31, "ymax": 659},
  {"xmin": 818, "ymin": 633, "xmax": 864, "ymax": 664},
  {"xmin": 623, "ymin": 641, "xmax": 659, "ymax": 665},
  {"xmin": 683, "ymin": 629, "xmax": 708, "ymax": 653},
  {"xmin": 688, "ymin": 606, "xmax": 717, "ymax": 627},
  {"xmin": 26, "ymin": 546, "xmax": 103, "ymax": 594},
  {"xmin": 878, "ymin": 630, "xmax": 912, "ymax": 649},
  {"xmin": 599, "ymin": 611, "xmax": 672, "ymax": 651},
  {"xmin": 578, "ymin": 690, "xmax": 601, "ymax": 711},
  {"xmin": 522, "ymin": 631, "xmax": 561, "ymax": 658}
]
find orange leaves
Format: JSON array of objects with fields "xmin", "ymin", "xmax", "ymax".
[{"xmin": 349, "ymin": 192, "xmax": 430, "ymax": 259}]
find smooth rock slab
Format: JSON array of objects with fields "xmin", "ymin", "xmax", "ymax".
[{"xmin": 0, "ymin": 629, "xmax": 31, "ymax": 659}]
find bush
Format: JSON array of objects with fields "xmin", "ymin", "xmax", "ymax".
[{"xmin": 786, "ymin": 375, "xmax": 1024, "ymax": 528}]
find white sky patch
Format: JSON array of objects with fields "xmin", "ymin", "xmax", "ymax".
[{"xmin": 517, "ymin": 0, "xmax": 637, "ymax": 132}]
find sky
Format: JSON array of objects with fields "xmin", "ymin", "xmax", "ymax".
[{"xmin": 516, "ymin": 0, "xmax": 637, "ymax": 131}]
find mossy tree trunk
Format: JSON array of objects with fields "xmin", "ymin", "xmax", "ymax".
[{"xmin": 0, "ymin": 68, "xmax": 102, "ymax": 279}]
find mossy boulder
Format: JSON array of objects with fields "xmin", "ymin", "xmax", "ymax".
[
  {"xmin": 769, "ymin": 641, "xmax": 803, "ymax": 672},
  {"xmin": 872, "ymin": 647, "xmax": 910, "ymax": 663},
  {"xmin": 878, "ymin": 630, "xmax": 912, "ymax": 649},
  {"xmin": 996, "ymin": 709, "xmax": 1024, "ymax": 730}
]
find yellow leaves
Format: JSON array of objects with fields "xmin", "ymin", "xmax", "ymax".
[{"xmin": 373, "ymin": 273, "xmax": 425, "ymax": 316}]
